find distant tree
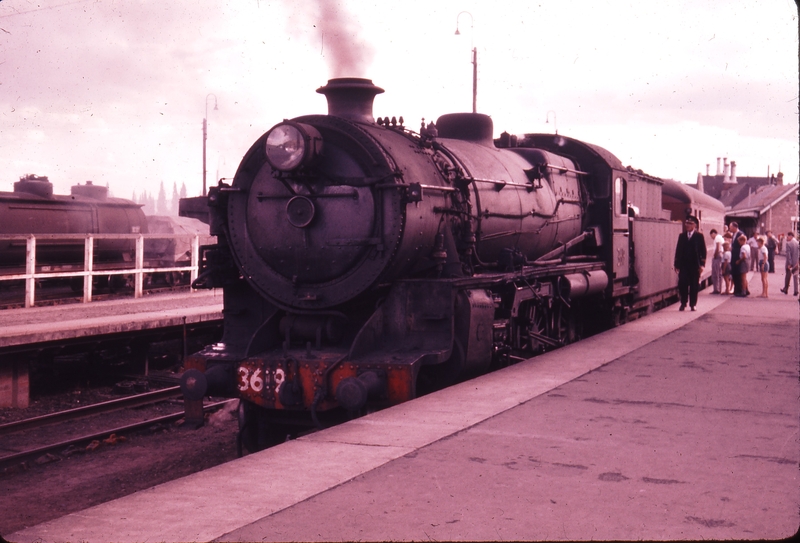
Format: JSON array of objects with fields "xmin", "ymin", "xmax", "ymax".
[
  {"xmin": 156, "ymin": 181, "xmax": 168, "ymax": 215},
  {"xmin": 137, "ymin": 190, "xmax": 155, "ymax": 215},
  {"xmin": 171, "ymin": 182, "xmax": 180, "ymax": 215}
]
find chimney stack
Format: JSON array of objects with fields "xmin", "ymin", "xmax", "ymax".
[
  {"xmin": 730, "ymin": 161, "xmax": 737, "ymax": 184},
  {"xmin": 723, "ymin": 158, "xmax": 729, "ymax": 183},
  {"xmin": 316, "ymin": 78, "xmax": 385, "ymax": 124},
  {"xmin": 716, "ymin": 157, "xmax": 721, "ymax": 176}
]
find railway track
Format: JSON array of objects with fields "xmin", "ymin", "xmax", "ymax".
[
  {"xmin": 0, "ymin": 387, "xmax": 234, "ymax": 469},
  {"xmin": 0, "ymin": 386, "xmax": 182, "ymax": 436}
]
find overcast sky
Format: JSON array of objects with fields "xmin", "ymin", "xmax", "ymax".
[{"xmin": 1, "ymin": 0, "xmax": 797, "ymax": 201}]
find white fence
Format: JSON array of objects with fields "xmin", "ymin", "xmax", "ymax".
[{"xmin": 0, "ymin": 233, "xmax": 203, "ymax": 308}]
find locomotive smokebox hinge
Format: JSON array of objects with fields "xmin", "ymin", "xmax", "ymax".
[
  {"xmin": 406, "ymin": 182, "xmax": 423, "ymax": 203},
  {"xmin": 453, "ymin": 175, "xmax": 471, "ymax": 191},
  {"xmin": 207, "ymin": 185, "xmax": 222, "ymax": 207},
  {"xmin": 523, "ymin": 164, "xmax": 546, "ymax": 190}
]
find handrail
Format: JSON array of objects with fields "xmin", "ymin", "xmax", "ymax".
[
  {"xmin": 0, "ymin": 233, "xmax": 207, "ymax": 240},
  {"xmin": 0, "ymin": 233, "xmax": 212, "ymax": 307}
]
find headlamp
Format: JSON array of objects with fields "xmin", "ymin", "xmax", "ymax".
[{"xmin": 264, "ymin": 121, "xmax": 322, "ymax": 172}]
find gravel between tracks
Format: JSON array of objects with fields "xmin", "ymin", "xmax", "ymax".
[{"xmin": 0, "ymin": 388, "xmax": 240, "ymax": 537}]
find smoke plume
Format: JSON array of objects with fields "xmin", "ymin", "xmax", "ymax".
[{"xmin": 285, "ymin": 0, "xmax": 375, "ymax": 78}]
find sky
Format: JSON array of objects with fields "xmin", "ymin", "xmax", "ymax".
[{"xmin": 0, "ymin": 0, "xmax": 797, "ymax": 201}]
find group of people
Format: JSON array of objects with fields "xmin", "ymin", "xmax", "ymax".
[{"xmin": 674, "ymin": 218, "xmax": 800, "ymax": 311}]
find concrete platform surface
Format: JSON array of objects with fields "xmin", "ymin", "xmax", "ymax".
[
  {"xmin": 0, "ymin": 290, "xmax": 223, "ymax": 349},
  {"xmin": 7, "ymin": 271, "xmax": 799, "ymax": 542}
]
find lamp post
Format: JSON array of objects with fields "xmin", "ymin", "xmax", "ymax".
[
  {"xmin": 454, "ymin": 11, "xmax": 477, "ymax": 114},
  {"xmin": 203, "ymin": 93, "xmax": 218, "ymax": 197},
  {"xmin": 546, "ymin": 110, "xmax": 558, "ymax": 134}
]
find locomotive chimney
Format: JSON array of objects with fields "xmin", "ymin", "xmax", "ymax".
[{"xmin": 316, "ymin": 78, "xmax": 385, "ymax": 124}]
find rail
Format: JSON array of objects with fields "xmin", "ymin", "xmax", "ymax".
[
  {"xmin": 0, "ymin": 398, "xmax": 235, "ymax": 468},
  {"xmin": 0, "ymin": 233, "xmax": 207, "ymax": 308},
  {"xmin": 0, "ymin": 386, "xmax": 182, "ymax": 437}
]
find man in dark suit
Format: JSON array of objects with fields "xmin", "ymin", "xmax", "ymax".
[
  {"xmin": 728, "ymin": 221, "xmax": 743, "ymax": 295},
  {"xmin": 674, "ymin": 216, "xmax": 707, "ymax": 311}
]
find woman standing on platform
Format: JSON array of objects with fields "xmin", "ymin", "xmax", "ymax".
[{"xmin": 757, "ymin": 237, "xmax": 769, "ymax": 297}]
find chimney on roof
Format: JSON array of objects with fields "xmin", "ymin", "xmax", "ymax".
[
  {"xmin": 730, "ymin": 161, "xmax": 737, "ymax": 184},
  {"xmin": 706, "ymin": 164, "xmax": 710, "ymax": 176},
  {"xmin": 777, "ymin": 172, "xmax": 784, "ymax": 186},
  {"xmin": 716, "ymin": 157, "xmax": 721, "ymax": 176},
  {"xmin": 723, "ymin": 158, "xmax": 729, "ymax": 183}
]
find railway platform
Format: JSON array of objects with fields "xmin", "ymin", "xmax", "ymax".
[
  {"xmin": 0, "ymin": 290, "xmax": 222, "ymax": 408},
  {"xmin": 7, "ymin": 266, "xmax": 799, "ymax": 542}
]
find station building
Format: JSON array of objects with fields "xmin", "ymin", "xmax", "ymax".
[{"xmin": 691, "ymin": 158, "xmax": 799, "ymax": 236}]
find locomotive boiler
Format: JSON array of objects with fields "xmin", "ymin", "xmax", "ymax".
[{"xmin": 180, "ymin": 78, "xmax": 723, "ymax": 452}]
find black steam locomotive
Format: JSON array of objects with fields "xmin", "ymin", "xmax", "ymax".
[{"xmin": 180, "ymin": 78, "xmax": 724, "ymax": 451}]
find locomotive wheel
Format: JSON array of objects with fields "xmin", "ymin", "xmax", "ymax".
[
  {"xmin": 440, "ymin": 338, "xmax": 467, "ymax": 385},
  {"xmin": 416, "ymin": 339, "xmax": 468, "ymax": 394},
  {"xmin": 109, "ymin": 275, "xmax": 127, "ymax": 293},
  {"xmin": 550, "ymin": 302, "xmax": 579, "ymax": 346},
  {"xmin": 236, "ymin": 400, "xmax": 290, "ymax": 456},
  {"xmin": 524, "ymin": 302, "xmax": 550, "ymax": 354},
  {"xmin": 165, "ymin": 271, "xmax": 182, "ymax": 287},
  {"xmin": 69, "ymin": 277, "xmax": 83, "ymax": 293}
]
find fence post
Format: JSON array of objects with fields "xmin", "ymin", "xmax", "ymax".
[
  {"xmin": 25, "ymin": 236, "xmax": 36, "ymax": 308},
  {"xmin": 135, "ymin": 234, "xmax": 144, "ymax": 298},
  {"xmin": 190, "ymin": 234, "xmax": 199, "ymax": 289},
  {"xmin": 83, "ymin": 236, "xmax": 94, "ymax": 303}
]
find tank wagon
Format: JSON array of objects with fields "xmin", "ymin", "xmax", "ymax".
[
  {"xmin": 0, "ymin": 176, "xmax": 212, "ymax": 294},
  {"xmin": 144, "ymin": 215, "xmax": 214, "ymax": 286},
  {"xmin": 0, "ymin": 175, "xmax": 147, "ymax": 280},
  {"xmin": 179, "ymin": 78, "xmax": 724, "ymax": 452}
]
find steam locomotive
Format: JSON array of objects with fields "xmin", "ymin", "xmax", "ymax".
[{"xmin": 179, "ymin": 78, "xmax": 724, "ymax": 452}]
